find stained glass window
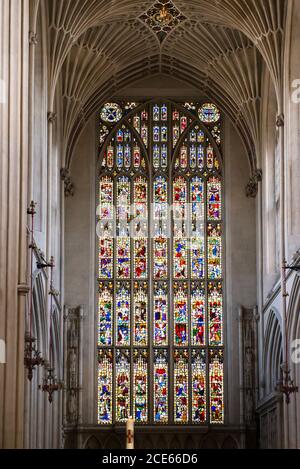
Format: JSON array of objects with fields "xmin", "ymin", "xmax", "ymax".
[{"xmin": 97, "ymin": 101, "xmax": 224, "ymax": 425}]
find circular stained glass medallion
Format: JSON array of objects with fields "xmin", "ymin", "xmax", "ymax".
[
  {"xmin": 100, "ymin": 103, "xmax": 123, "ymax": 124},
  {"xmin": 198, "ymin": 103, "xmax": 220, "ymax": 124}
]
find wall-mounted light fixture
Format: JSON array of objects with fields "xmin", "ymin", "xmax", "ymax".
[
  {"xmin": 24, "ymin": 202, "xmax": 44, "ymax": 381},
  {"xmin": 276, "ymin": 261, "xmax": 299, "ymax": 404}
]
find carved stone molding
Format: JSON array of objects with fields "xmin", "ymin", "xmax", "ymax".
[
  {"xmin": 17, "ymin": 283, "xmax": 30, "ymax": 296},
  {"xmin": 64, "ymin": 306, "xmax": 84, "ymax": 426},
  {"xmin": 29, "ymin": 31, "xmax": 38, "ymax": 46},
  {"xmin": 246, "ymin": 169, "xmax": 262, "ymax": 198},
  {"xmin": 61, "ymin": 168, "xmax": 75, "ymax": 197}
]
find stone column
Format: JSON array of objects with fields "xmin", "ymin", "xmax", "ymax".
[
  {"xmin": 276, "ymin": 113, "xmax": 290, "ymax": 449},
  {"xmin": 0, "ymin": 0, "xmax": 30, "ymax": 449}
]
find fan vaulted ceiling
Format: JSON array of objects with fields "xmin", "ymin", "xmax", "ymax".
[{"xmin": 43, "ymin": 0, "xmax": 286, "ymax": 171}]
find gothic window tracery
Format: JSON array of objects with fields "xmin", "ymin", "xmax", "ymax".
[{"xmin": 97, "ymin": 100, "xmax": 224, "ymax": 425}]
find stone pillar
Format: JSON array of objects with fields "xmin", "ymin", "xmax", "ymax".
[
  {"xmin": 0, "ymin": 0, "xmax": 30, "ymax": 448},
  {"xmin": 276, "ymin": 113, "xmax": 290, "ymax": 448}
]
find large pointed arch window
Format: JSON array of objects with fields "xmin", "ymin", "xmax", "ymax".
[{"xmin": 97, "ymin": 101, "xmax": 224, "ymax": 425}]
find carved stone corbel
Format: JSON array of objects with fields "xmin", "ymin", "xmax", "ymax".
[
  {"xmin": 29, "ymin": 31, "xmax": 38, "ymax": 46},
  {"xmin": 276, "ymin": 114, "xmax": 284, "ymax": 128},
  {"xmin": 61, "ymin": 168, "xmax": 75, "ymax": 197},
  {"xmin": 48, "ymin": 112, "xmax": 57, "ymax": 124},
  {"xmin": 246, "ymin": 169, "xmax": 262, "ymax": 198}
]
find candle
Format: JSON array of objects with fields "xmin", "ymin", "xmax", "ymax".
[{"xmin": 126, "ymin": 417, "xmax": 134, "ymax": 450}]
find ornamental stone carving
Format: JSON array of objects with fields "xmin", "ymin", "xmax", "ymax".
[
  {"xmin": 246, "ymin": 169, "xmax": 262, "ymax": 198},
  {"xmin": 61, "ymin": 168, "xmax": 75, "ymax": 197},
  {"xmin": 64, "ymin": 306, "xmax": 83, "ymax": 425}
]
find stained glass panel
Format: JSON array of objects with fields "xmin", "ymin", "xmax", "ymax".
[
  {"xmin": 209, "ymin": 350, "xmax": 224, "ymax": 424},
  {"xmin": 154, "ymin": 283, "xmax": 168, "ymax": 346},
  {"xmin": 199, "ymin": 103, "xmax": 220, "ymax": 124},
  {"xmin": 180, "ymin": 145, "xmax": 188, "ymax": 169},
  {"xmin": 116, "ymin": 284, "xmax": 130, "ymax": 346},
  {"xmin": 173, "ymin": 123, "xmax": 180, "ymax": 147},
  {"xmin": 134, "ymin": 284, "xmax": 148, "ymax": 346},
  {"xmin": 192, "ymin": 350, "xmax": 206, "ymax": 423},
  {"xmin": 154, "ymin": 350, "xmax": 168, "ymax": 423},
  {"xmin": 174, "ymin": 177, "xmax": 187, "ymax": 279},
  {"xmin": 174, "ymin": 284, "xmax": 188, "ymax": 347},
  {"xmin": 207, "ymin": 144, "xmax": 214, "ymax": 170},
  {"xmin": 100, "ymin": 103, "xmax": 123, "ymax": 124},
  {"xmin": 117, "ymin": 177, "xmax": 130, "ymax": 236},
  {"xmin": 208, "ymin": 223, "xmax": 222, "ymax": 280},
  {"xmin": 174, "ymin": 350, "xmax": 189, "ymax": 424},
  {"xmin": 99, "ymin": 178, "xmax": 114, "ymax": 279},
  {"xmin": 197, "ymin": 145, "xmax": 204, "ymax": 169},
  {"xmin": 191, "ymin": 176, "xmax": 205, "ymax": 280},
  {"xmin": 134, "ymin": 350, "xmax": 148, "ymax": 423},
  {"xmin": 134, "ymin": 177, "xmax": 148, "ymax": 279},
  {"xmin": 116, "ymin": 350, "xmax": 131, "ymax": 422},
  {"xmin": 98, "ymin": 350, "xmax": 113, "ymax": 424},
  {"xmin": 142, "ymin": 122, "xmax": 148, "ymax": 148},
  {"xmin": 208, "ymin": 282, "xmax": 223, "ymax": 346},
  {"xmin": 191, "ymin": 284, "xmax": 206, "ymax": 346},
  {"xmin": 117, "ymin": 238, "xmax": 130, "ymax": 279},
  {"xmin": 99, "ymin": 239, "xmax": 113, "ymax": 279},
  {"xmin": 133, "ymin": 146, "xmax": 141, "ymax": 168},
  {"xmin": 98, "ymin": 283, "xmax": 113, "ymax": 346},
  {"xmin": 154, "ymin": 176, "xmax": 168, "ymax": 279},
  {"xmin": 152, "ymin": 105, "xmax": 170, "ymax": 171},
  {"xmin": 207, "ymin": 177, "xmax": 222, "ymax": 221}
]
